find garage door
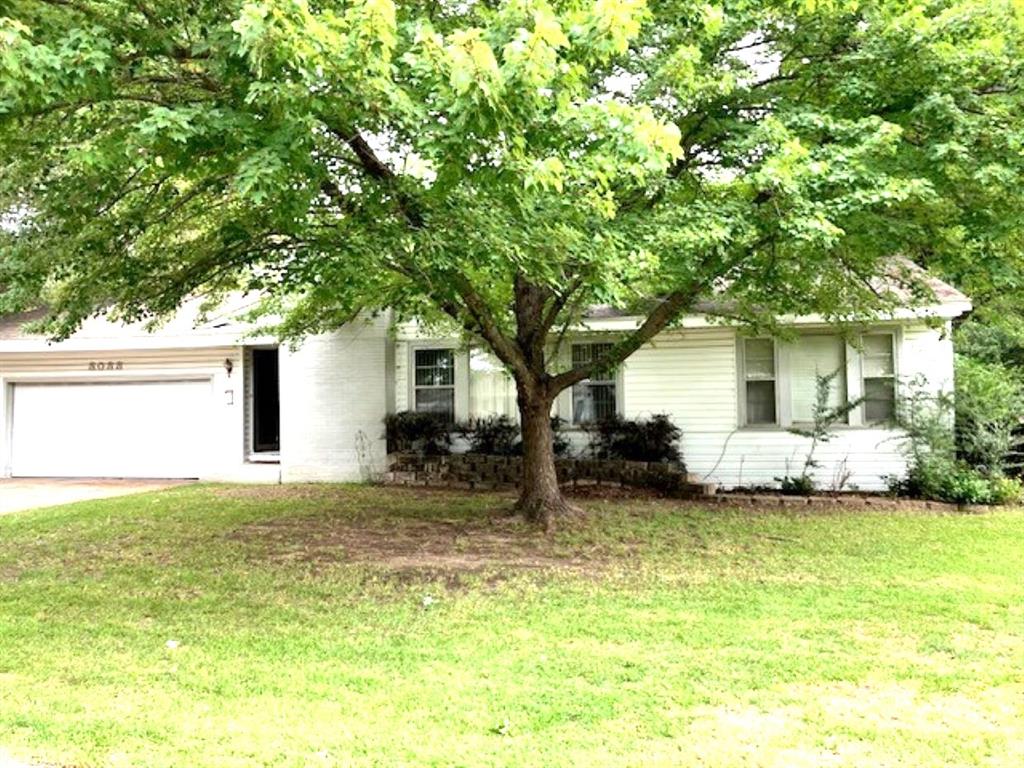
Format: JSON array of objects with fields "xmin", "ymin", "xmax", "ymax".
[{"xmin": 10, "ymin": 380, "xmax": 214, "ymax": 478}]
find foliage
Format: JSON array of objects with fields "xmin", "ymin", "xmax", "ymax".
[
  {"xmin": 1, "ymin": 1, "xmax": 1022, "ymax": 370},
  {"xmin": 955, "ymin": 320, "xmax": 1024, "ymax": 369},
  {"xmin": 457, "ymin": 414, "xmax": 570, "ymax": 457},
  {"xmin": 890, "ymin": 376, "xmax": 1020, "ymax": 504},
  {"xmin": 1, "ymin": 485, "xmax": 1023, "ymax": 767},
  {"xmin": 588, "ymin": 413, "xmax": 681, "ymax": 464},
  {"xmin": 457, "ymin": 415, "xmax": 521, "ymax": 456},
  {"xmin": 779, "ymin": 369, "xmax": 864, "ymax": 493},
  {"xmin": 954, "ymin": 355, "xmax": 1024, "ymax": 475},
  {"xmin": 778, "ymin": 474, "xmax": 816, "ymax": 496},
  {"xmin": 3, "ymin": 0, "xmax": 1024, "ymax": 515},
  {"xmin": 891, "ymin": 376, "xmax": 957, "ymax": 500},
  {"xmin": 937, "ymin": 463, "xmax": 995, "ymax": 505},
  {"xmin": 989, "ymin": 474, "xmax": 1024, "ymax": 505},
  {"xmin": 384, "ymin": 410, "xmax": 450, "ymax": 455}
]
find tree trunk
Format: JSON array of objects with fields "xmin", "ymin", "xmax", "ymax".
[{"xmin": 514, "ymin": 381, "xmax": 580, "ymax": 528}]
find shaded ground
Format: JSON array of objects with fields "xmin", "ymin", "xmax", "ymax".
[{"xmin": 0, "ymin": 484, "xmax": 1021, "ymax": 768}]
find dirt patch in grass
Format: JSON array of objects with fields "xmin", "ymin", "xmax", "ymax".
[{"xmin": 227, "ymin": 511, "xmax": 608, "ymax": 576}]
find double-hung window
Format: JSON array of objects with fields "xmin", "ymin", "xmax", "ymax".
[
  {"xmin": 862, "ymin": 333, "xmax": 896, "ymax": 423},
  {"xmin": 789, "ymin": 334, "xmax": 848, "ymax": 424},
  {"xmin": 741, "ymin": 334, "xmax": 855, "ymax": 427},
  {"xmin": 742, "ymin": 338, "xmax": 777, "ymax": 425},
  {"xmin": 414, "ymin": 348, "xmax": 456, "ymax": 423},
  {"xmin": 571, "ymin": 342, "xmax": 617, "ymax": 424}
]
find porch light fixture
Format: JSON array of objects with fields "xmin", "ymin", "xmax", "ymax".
[{"xmin": 224, "ymin": 358, "xmax": 234, "ymax": 377}]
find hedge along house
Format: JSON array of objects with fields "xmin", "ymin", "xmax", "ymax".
[{"xmin": 0, "ymin": 276, "xmax": 970, "ymax": 491}]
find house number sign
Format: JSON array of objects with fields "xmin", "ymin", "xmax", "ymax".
[{"xmin": 88, "ymin": 361, "xmax": 124, "ymax": 371}]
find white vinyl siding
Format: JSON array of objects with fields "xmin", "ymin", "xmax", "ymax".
[
  {"xmin": 623, "ymin": 323, "xmax": 951, "ymax": 491},
  {"xmin": 391, "ymin": 321, "xmax": 955, "ymax": 491}
]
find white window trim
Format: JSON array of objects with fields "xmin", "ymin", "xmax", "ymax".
[
  {"xmin": 851, "ymin": 328, "xmax": 902, "ymax": 427},
  {"xmin": 406, "ymin": 341, "xmax": 470, "ymax": 422},
  {"xmin": 737, "ymin": 337, "xmax": 782, "ymax": 429},
  {"xmin": 737, "ymin": 328, "xmax": 902, "ymax": 430}
]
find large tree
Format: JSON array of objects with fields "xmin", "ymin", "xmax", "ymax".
[{"xmin": 2, "ymin": 0, "xmax": 1023, "ymax": 524}]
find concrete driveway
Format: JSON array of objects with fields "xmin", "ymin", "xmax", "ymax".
[{"xmin": 0, "ymin": 479, "xmax": 188, "ymax": 516}]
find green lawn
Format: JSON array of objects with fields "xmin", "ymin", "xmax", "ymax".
[{"xmin": 0, "ymin": 485, "xmax": 1021, "ymax": 768}]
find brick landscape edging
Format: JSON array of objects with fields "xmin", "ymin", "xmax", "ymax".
[
  {"xmin": 380, "ymin": 452, "xmax": 715, "ymax": 498},
  {"xmin": 378, "ymin": 453, "xmax": 990, "ymax": 512},
  {"xmin": 709, "ymin": 493, "xmax": 984, "ymax": 513}
]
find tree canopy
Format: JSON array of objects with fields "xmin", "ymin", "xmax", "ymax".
[{"xmin": 2, "ymin": 0, "xmax": 1023, "ymax": 521}]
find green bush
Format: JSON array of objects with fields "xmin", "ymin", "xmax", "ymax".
[
  {"xmin": 890, "ymin": 453, "xmax": 1020, "ymax": 505},
  {"xmin": 456, "ymin": 415, "xmax": 572, "ymax": 457},
  {"xmin": 954, "ymin": 355, "xmax": 1024, "ymax": 475},
  {"xmin": 384, "ymin": 411, "xmax": 451, "ymax": 455},
  {"xmin": 939, "ymin": 464, "xmax": 994, "ymax": 505},
  {"xmin": 457, "ymin": 415, "xmax": 520, "ymax": 456},
  {"xmin": 778, "ymin": 474, "xmax": 815, "ymax": 496},
  {"xmin": 588, "ymin": 413, "xmax": 682, "ymax": 464},
  {"xmin": 989, "ymin": 475, "xmax": 1024, "ymax": 505}
]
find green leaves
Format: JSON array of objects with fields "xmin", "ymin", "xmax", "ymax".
[{"xmin": 0, "ymin": 0, "xmax": 1022, "ymax": 368}]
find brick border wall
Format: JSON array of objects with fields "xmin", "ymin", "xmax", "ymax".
[
  {"xmin": 379, "ymin": 452, "xmax": 990, "ymax": 513},
  {"xmin": 709, "ymin": 493, "xmax": 983, "ymax": 513},
  {"xmin": 381, "ymin": 453, "xmax": 714, "ymax": 498}
]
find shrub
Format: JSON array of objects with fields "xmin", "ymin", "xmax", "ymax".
[
  {"xmin": 989, "ymin": 475, "xmax": 1024, "ymax": 505},
  {"xmin": 588, "ymin": 413, "xmax": 682, "ymax": 464},
  {"xmin": 938, "ymin": 464, "xmax": 994, "ymax": 505},
  {"xmin": 457, "ymin": 415, "xmax": 572, "ymax": 457},
  {"xmin": 778, "ymin": 474, "xmax": 815, "ymax": 496},
  {"xmin": 954, "ymin": 355, "xmax": 1024, "ymax": 476},
  {"xmin": 384, "ymin": 411, "xmax": 451, "ymax": 455},
  {"xmin": 779, "ymin": 369, "xmax": 864, "ymax": 495},
  {"xmin": 457, "ymin": 415, "xmax": 520, "ymax": 456},
  {"xmin": 893, "ymin": 373, "xmax": 1024, "ymax": 505},
  {"xmin": 891, "ymin": 377, "xmax": 957, "ymax": 500}
]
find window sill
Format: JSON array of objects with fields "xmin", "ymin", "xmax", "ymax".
[{"xmin": 247, "ymin": 452, "xmax": 281, "ymax": 464}]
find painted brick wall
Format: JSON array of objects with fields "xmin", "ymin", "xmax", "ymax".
[{"xmin": 279, "ymin": 314, "xmax": 390, "ymax": 482}]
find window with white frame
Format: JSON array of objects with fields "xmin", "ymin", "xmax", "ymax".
[
  {"xmin": 742, "ymin": 338, "xmax": 777, "ymax": 425},
  {"xmin": 571, "ymin": 342, "xmax": 617, "ymax": 424},
  {"xmin": 741, "ymin": 333, "xmax": 857, "ymax": 427},
  {"xmin": 414, "ymin": 348, "xmax": 456, "ymax": 422},
  {"xmin": 789, "ymin": 334, "xmax": 848, "ymax": 424},
  {"xmin": 862, "ymin": 333, "xmax": 896, "ymax": 423}
]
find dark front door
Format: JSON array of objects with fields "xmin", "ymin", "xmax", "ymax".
[{"xmin": 252, "ymin": 348, "xmax": 280, "ymax": 453}]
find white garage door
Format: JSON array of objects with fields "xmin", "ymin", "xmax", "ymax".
[{"xmin": 10, "ymin": 380, "xmax": 214, "ymax": 478}]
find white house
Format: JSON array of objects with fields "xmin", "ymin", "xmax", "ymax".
[{"xmin": 0, "ymin": 277, "xmax": 970, "ymax": 491}]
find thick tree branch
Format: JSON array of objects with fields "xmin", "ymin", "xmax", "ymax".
[
  {"xmin": 546, "ymin": 283, "xmax": 705, "ymax": 395},
  {"xmin": 450, "ymin": 274, "xmax": 532, "ymax": 381}
]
